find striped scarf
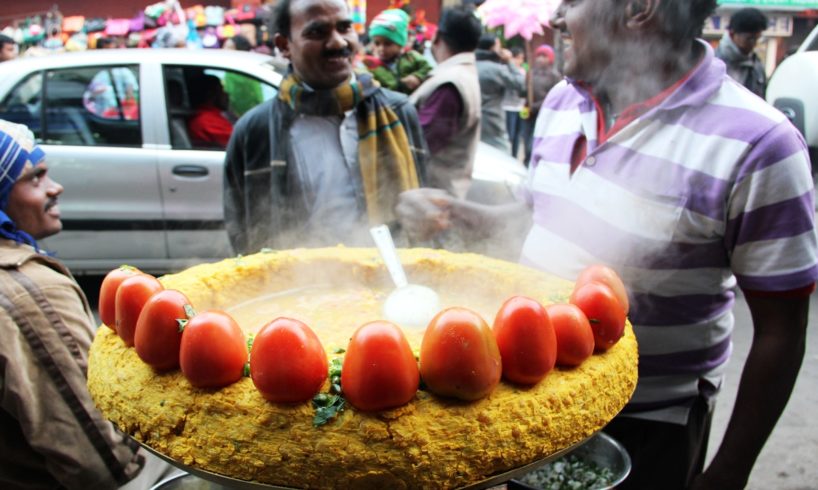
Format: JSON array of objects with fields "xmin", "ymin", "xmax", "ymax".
[{"xmin": 278, "ymin": 72, "xmax": 419, "ymax": 224}]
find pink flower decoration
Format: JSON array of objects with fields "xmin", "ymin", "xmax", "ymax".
[{"xmin": 477, "ymin": 0, "xmax": 560, "ymax": 40}]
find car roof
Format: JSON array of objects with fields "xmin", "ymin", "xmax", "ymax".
[{"xmin": 0, "ymin": 48, "xmax": 288, "ymax": 74}]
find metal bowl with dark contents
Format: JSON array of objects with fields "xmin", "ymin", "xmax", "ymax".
[{"xmin": 508, "ymin": 432, "xmax": 631, "ymax": 490}]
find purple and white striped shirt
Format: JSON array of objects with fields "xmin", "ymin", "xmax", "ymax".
[{"xmin": 520, "ymin": 41, "xmax": 818, "ymax": 422}]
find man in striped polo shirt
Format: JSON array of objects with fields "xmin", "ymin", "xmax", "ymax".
[{"xmin": 397, "ymin": 0, "xmax": 817, "ymax": 488}]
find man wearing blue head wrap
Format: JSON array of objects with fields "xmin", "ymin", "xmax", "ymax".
[
  {"xmin": 0, "ymin": 120, "xmax": 177, "ymax": 488},
  {"xmin": 0, "ymin": 119, "xmax": 55, "ymax": 250}
]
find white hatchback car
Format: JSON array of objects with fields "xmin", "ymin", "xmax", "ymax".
[
  {"xmin": 0, "ymin": 49, "xmax": 526, "ymax": 274},
  {"xmin": 766, "ymin": 24, "xmax": 818, "ymax": 174}
]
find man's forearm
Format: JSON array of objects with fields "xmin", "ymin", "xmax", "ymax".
[{"xmin": 697, "ymin": 296, "xmax": 808, "ymax": 489}]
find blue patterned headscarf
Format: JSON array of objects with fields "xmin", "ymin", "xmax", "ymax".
[{"xmin": 0, "ymin": 119, "xmax": 46, "ymax": 248}]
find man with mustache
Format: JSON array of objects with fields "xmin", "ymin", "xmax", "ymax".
[
  {"xmin": 223, "ymin": 0, "xmax": 428, "ymax": 254},
  {"xmin": 397, "ymin": 1, "xmax": 817, "ymax": 489},
  {"xmin": 0, "ymin": 120, "xmax": 176, "ymax": 488}
]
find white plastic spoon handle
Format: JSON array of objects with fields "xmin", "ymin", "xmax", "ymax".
[{"xmin": 370, "ymin": 225, "xmax": 408, "ymax": 289}]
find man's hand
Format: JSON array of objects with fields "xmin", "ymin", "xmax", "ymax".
[
  {"xmin": 395, "ymin": 188, "xmax": 452, "ymax": 241},
  {"xmin": 400, "ymin": 75, "xmax": 422, "ymax": 91}
]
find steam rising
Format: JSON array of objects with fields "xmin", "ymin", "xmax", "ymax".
[{"xmin": 558, "ymin": 12, "xmax": 703, "ymax": 114}]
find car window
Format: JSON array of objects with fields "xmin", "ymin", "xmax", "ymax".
[
  {"xmin": 163, "ymin": 65, "xmax": 277, "ymax": 150},
  {"xmin": 53, "ymin": 65, "xmax": 141, "ymax": 146},
  {"xmin": 82, "ymin": 68, "xmax": 140, "ymax": 122},
  {"xmin": 0, "ymin": 66, "xmax": 142, "ymax": 147},
  {"xmin": 220, "ymin": 69, "xmax": 278, "ymax": 118},
  {"xmin": 0, "ymin": 72, "xmax": 44, "ymax": 136}
]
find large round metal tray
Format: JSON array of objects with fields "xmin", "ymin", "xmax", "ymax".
[{"xmin": 145, "ymin": 433, "xmax": 593, "ymax": 490}]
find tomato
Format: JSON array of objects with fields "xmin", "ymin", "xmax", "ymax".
[
  {"xmin": 569, "ymin": 283, "xmax": 626, "ymax": 352},
  {"xmin": 179, "ymin": 310, "xmax": 247, "ymax": 389},
  {"xmin": 420, "ymin": 307, "xmax": 502, "ymax": 401},
  {"xmin": 546, "ymin": 303, "xmax": 595, "ymax": 367},
  {"xmin": 98, "ymin": 265, "xmax": 141, "ymax": 330},
  {"xmin": 492, "ymin": 296, "xmax": 556, "ymax": 385},
  {"xmin": 134, "ymin": 289, "xmax": 193, "ymax": 371},
  {"xmin": 250, "ymin": 317, "xmax": 328, "ymax": 403},
  {"xmin": 114, "ymin": 273, "xmax": 163, "ymax": 346},
  {"xmin": 342, "ymin": 321, "xmax": 419, "ymax": 411},
  {"xmin": 576, "ymin": 264, "xmax": 630, "ymax": 315}
]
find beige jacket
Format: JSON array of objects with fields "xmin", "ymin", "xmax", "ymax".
[
  {"xmin": 0, "ymin": 239, "xmax": 144, "ymax": 489},
  {"xmin": 410, "ymin": 52, "xmax": 481, "ymax": 199}
]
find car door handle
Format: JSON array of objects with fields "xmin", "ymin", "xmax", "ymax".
[{"xmin": 172, "ymin": 165, "xmax": 209, "ymax": 177}]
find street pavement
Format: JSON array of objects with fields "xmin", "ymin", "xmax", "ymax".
[
  {"xmin": 76, "ymin": 276, "xmax": 817, "ymax": 489},
  {"xmin": 707, "ymin": 290, "xmax": 818, "ymax": 490}
]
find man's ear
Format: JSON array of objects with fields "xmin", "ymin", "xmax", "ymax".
[
  {"xmin": 274, "ymin": 33, "xmax": 291, "ymax": 59},
  {"xmin": 625, "ymin": 0, "xmax": 659, "ymax": 29}
]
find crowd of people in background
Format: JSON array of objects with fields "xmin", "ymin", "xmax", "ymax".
[
  {"xmin": 0, "ymin": 1, "xmax": 783, "ymax": 159},
  {"xmin": 10, "ymin": 4, "xmax": 774, "ymax": 169},
  {"xmin": 0, "ymin": 0, "xmax": 567, "ymax": 164},
  {"xmin": 1, "ymin": 3, "xmax": 775, "ymax": 165}
]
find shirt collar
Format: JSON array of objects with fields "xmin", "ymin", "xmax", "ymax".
[{"xmin": 567, "ymin": 40, "xmax": 722, "ymax": 142}]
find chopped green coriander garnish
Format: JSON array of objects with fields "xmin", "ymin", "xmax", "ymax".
[{"xmin": 518, "ymin": 454, "xmax": 615, "ymax": 490}]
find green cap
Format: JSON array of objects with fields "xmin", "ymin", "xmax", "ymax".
[{"xmin": 368, "ymin": 9, "xmax": 409, "ymax": 48}]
